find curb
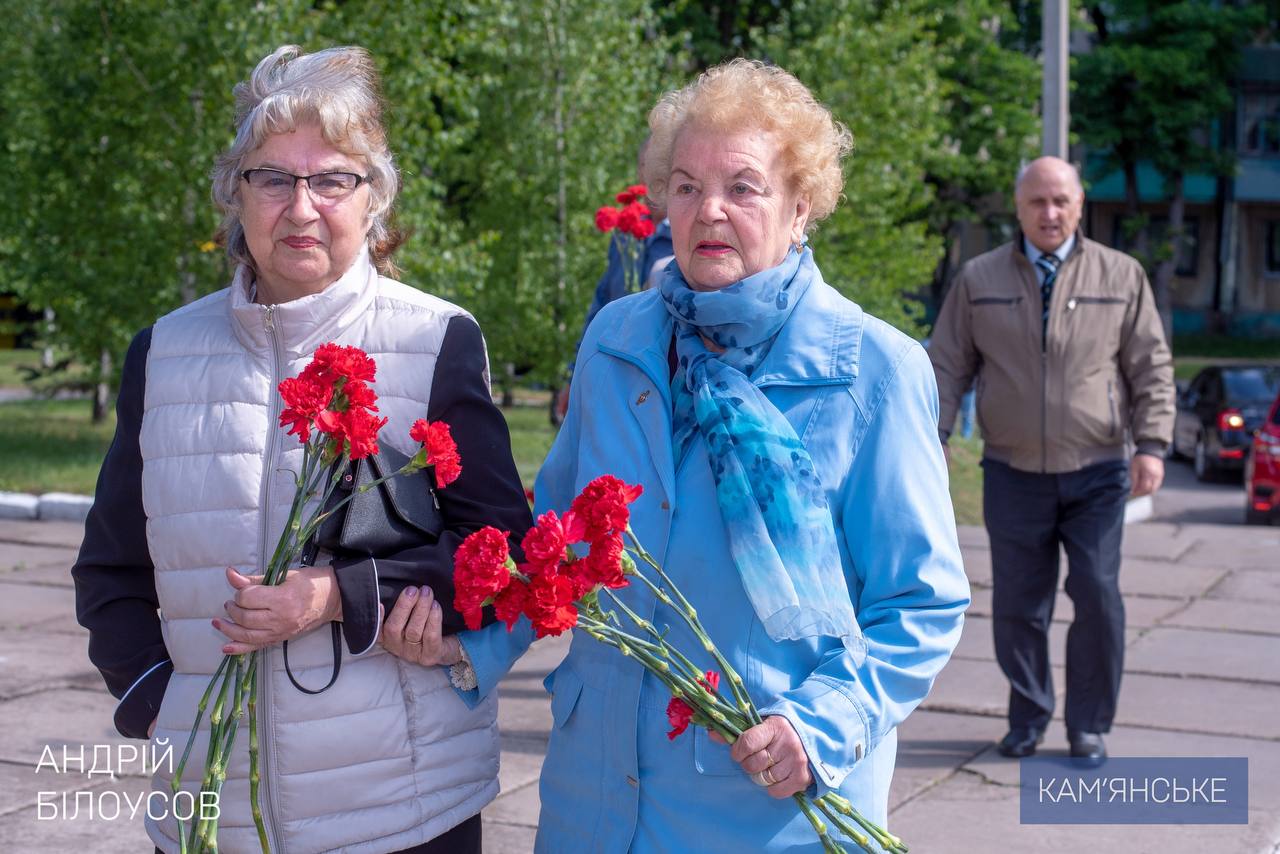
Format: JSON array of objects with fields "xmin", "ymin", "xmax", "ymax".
[{"xmin": 0, "ymin": 491, "xmax": 93, "ymax": 523}]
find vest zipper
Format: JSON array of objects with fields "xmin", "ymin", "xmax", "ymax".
[{"xmin": 257, "ymin": 304, "xmax": 286, "ymax": 854}]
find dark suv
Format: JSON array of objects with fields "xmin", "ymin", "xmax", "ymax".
[{"xmin": 1172, "ymin": 365, "xmax": 1280, "ymax": 481}]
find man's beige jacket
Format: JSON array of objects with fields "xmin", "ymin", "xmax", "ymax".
[{"xmin": 929, "ymin": 235, "xmax": 1174, "ymax": 474}]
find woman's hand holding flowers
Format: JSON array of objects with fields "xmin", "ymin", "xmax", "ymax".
[
  {"xmin": 214, "ymin": 566, "xmax": 343, "ymax": 654},
  {"xmin": 381, "ymin": 585, "xmax": 463, "ymax": 667},
  {"xmin": 712, "ymin": 715, "xmax": 814, "ymax": 799}
]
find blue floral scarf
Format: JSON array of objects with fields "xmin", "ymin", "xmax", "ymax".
[{"xmin": 661, "ymin": 247, "xmax": 866, "ymax": 660}]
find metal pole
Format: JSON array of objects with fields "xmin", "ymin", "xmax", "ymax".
[{"xmin": 1042, "ymin": 0, "xmax": 1069, "ymax": 157}]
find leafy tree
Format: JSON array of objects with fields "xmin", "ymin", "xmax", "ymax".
[
  {"xmin": 923, "ymin": 1, "xmax": 1041, "ymax": 308},
  {"xmin": 1074, "ymin": 0, "xmax": 1266, "ymax": 341},
  {"xmin": 766, "ymin": 0, "xmax": 947, "ymax": 334},
  {"xmin": 1, "ymin": 0, "xmax": 311, "ymax": 419},
  {"xmin": 453, "ymin": 0, "xmax": 676, "ymax": 398}
]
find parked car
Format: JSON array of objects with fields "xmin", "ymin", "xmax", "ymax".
[
  {"xmin": 1172, "ymin": 365, "xmax": 1280, "ymax": 481},
  {"xmin": 1245, "ymin": 386, "xmax": 1280, "ymax": 525}
]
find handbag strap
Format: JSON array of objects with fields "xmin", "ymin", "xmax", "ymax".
[{"xmin": 282, "ymin": 623, "xmax": 343, "ymax": 695}]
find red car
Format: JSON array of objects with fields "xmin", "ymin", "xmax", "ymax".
[{"xmin": 1245, "ymin": 387, "xmax": 1280, "ymax": 525}]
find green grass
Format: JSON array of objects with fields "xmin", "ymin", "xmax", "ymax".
[
  {"xmin": 0, "ymin": 398, "xmax": 557, "ymax": 498},
  {"xmin": 0, "ymin": 398, "xmax": 115, "ymax": 495},
  {"xmin": 947, "ymin": 435, "xmax": 984, "ymax": 526},
  {"xmin": 0, "ymin": 349, "xmax": 40, "ymax": 388}
]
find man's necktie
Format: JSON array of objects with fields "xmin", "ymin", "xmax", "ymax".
[{"xmin": 1035, "ymin": 253, "xmax": 1061, "ymax": 341}]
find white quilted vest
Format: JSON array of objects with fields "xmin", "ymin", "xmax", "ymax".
[{"xmin": 141, "ymin": 251, "xmax": 500, "ymax": 854}]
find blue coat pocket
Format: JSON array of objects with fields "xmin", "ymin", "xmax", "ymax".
[
  {"xmin": 693, "ymin": 725, "xmax": 742, "ymax": 776},
  {"xmin": 545, "ymin": 664, "xmax": 585, "ymax": 729}
]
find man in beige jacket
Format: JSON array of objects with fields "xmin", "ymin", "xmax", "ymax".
[{"xmin": 929, "ymin": 156, "xmax": 1174, "ymax": 762}]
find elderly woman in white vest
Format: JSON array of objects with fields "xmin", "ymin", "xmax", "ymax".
[{"xmin": 72, "ymin": 45, "xmax": 531, "ymax": 854}]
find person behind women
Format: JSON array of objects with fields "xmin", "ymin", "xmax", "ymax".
[
  {"xmin": 385, "ymin": 59, "xmax": 969, "ymax": 851},
  {"xmin": 71, "ymin": 45, "xmax": 531, "ymax": 854}
]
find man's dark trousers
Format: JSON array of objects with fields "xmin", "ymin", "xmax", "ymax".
[{"xmin": 983, "ymin": 458, "xmax": 1130, "ymax": 734}]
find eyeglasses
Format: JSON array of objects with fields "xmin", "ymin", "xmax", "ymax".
[{"xmin": 240, "ymin": 168, "xmax": 369, "ymax": 202}]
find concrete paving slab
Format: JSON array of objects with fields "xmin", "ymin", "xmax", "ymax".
[
  {"xmin": 0, "ymin": 558, "xmax": 77, "ymax": 588},
  {"xmin": 0, "ymin": 776, "xmax": 152, "ymax": 852},
  {"xmin": 888, "ymin": 765, "xmax": 1278, "ymax": 854},
  {"xmin": 1116, "ymin": 673, "xmax": 1280, "ymax": 740},
  {"xmin": 922, "ymin": 657, "xmax": 1066, "ymax": 718},
  {"xmin": 0, "ymin": 629, "xmax": 99, "ymax": 700},
  {"xmin": 1161, "ymin": 598, "xmax": 1280, "ymax": 635},
  {"xmin": 889, "ymin": 710, "xmax": 1005, "ymax": 812},
  {"xmin": 0, "ymin": 520, "xmax": 85, "ymax": 549},
  {"xmin": 1174, "ymin": 525, "xmax": 1280, "ymax": 570},
  {"xmin": 1126, "ymin": 627, "xmax": 1280, "ymax": 684},
  {"xmin": 954, "ymin": 617, "xmax": 1144, "ymax": 664},
  {"xmin": 481, "ymin": 815, "xmax": 538, "ymax": 854},
  {"xmin": 497, "ymin": 738, "xmax": 546, "ymax": 795},
  {"xmin": 484, "ymin": 779, "xmax": 541, "ymax": 827},
  {"xmin": 967, "ymin": 587, "xmax": 1191, "ymax": 628},
  {"xmin": 1210, "ymin": 569, "xmax": 1280, "ymax": 604},
  {"xmin": 0, "ymin": 689, "xmax": 133, "ymax": 771},
  {"xmin": 1118, "ymin": 522, "xmax": 1197, "ymax": 561},
  {"xmin": 961, "ymin": 547, "xmax": 992, "ymax": 588},
  {"xmin": 0, "ymin": 760, "xmax": 115, "ymax": 818},
  {"xmin": 956, "ymin": 525, "xmax": 988, "ymax": 550},
  {"xmin": 1118, "ymin": 558, "xmax": 1228, "ymax": 599},
  {"xmin": 0, "ymin": 584, "xmax": 76, "ymax": 631},
  {"xmin": 0, "ymin": 542, "xmax": 77, "ymax": 576}
]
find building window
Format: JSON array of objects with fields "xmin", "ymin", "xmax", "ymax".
[
  {"xmin": 1242, "ymin": 94, "xmax": 1280, "ymax": 156},
  {"xmin": 1267, "ymin": 221, "xmax": 1280, "ymax": 276},
  {"xmin": 1110, "ymin": 215, "xmax": 1200, "ymax": 276}
]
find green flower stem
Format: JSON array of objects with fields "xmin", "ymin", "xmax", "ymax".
[
  {"xmin": 795, "ymin": 793, "xmax": 849, "ymax": 853},
  {"xmin": 623, "ymin": 550, "xmax": 761, "ymax": 726},
  {"xmin": 817, "ymin": 794, "xmax": 905, "ymax": 853},
  {"xmin": 813, "ymin": 800, "xmax": 876, "ymax": 853},
  {"xmin": 199, "ymin": 655, "xmax": 247, "ymax": 848},
  {"xmin": 576, "ymin": 615, "xmax": 749, "ymax": 738},
  {"xmin": 599, "ymin": 588, "xmax": 710, "ymax": 687},
  {"xmin": 246, "ymin": 654, "xmax": 268, "ymax": 853}
]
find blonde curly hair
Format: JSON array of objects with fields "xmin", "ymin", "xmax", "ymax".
[{"xmin": 643, "ymin": 59, "xmax": 852, "ymax": 233}]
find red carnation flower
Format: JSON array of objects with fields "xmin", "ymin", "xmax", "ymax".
[
  {"xmin": 521, "ymin": 510, "xmax": 587, "ymax": 572},
  {"xmin": 493, "ymin": 581, "xmax": 531, "ymax": 631},
  {"xmin": 341, "ymin": 379, "xmax": 379, "ymax": 412},
  {"xmin": 666, "ymin": 696, "xmax": 695, "ymax": 740},
  {"xmin": 699, "ymin": 670, "xmax": 721, "ymax": 693},
  {"xmin": 341, "ymin": 406, "xmax": 387, "ymax": 460},
  {"xmin": 453, "ymin": 527, "xmax": 514, "ymax": 629},
  {"xmin": 615, "ymin": 190, "xmax": 636, "ymax": 205},
  {"xmin": 570, "ymin": 475, "xmax": 643, "ymax": 542},
  {"xmin": 595, "ymin": 206, "xmax": 621, "ymax": 232},
  {"xmin": 524, "ymin": 571, "xmax": 579, "ymax": 638},
  {"xmin": 626, "ymin": 183, "xmax": 648, "ymax": 198},
  {"xmin": 277, "ymin": 375, "xmax": 331, "ymax": 442},
  {"xmin": 631, "ymin": 216, "xmax": 656, "ymax": 239},
  {"xmin": 309, "ymin": 342, "xmax": 376, "ymax": 385},
  {"xmin": 583, "ymin": 532, "xmax": 628, "ymax": 589},
  {"xmin": 410, "ymin": 419, "xmax": 462, "ymax": 487}
]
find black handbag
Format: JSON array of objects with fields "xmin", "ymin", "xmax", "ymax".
[{"xmin": 288, "ymin": 443, "xmax": 444, "ymax": 695}]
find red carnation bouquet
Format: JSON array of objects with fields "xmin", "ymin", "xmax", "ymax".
[
  {"xmin": 453, "ymin": 476, "xmax": 907, "ymax": 854},
  {"xmin": 594, "ymin": 183, "xmax": 656, "ymax": 295},
  {"xmin": 172, "ymin": 343, "xmax": 461, "ymax": 853}
]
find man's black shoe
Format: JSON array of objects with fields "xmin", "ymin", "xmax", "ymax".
[
  {"xmin": 1068, "ymin": 730, "xmax": 1107, "ymax": 762},
  {"xmin": 996, "ymin": 728, "xmax": 1044, "ymax": 758}
]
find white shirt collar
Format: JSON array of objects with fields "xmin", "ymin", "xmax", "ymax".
[{"xmin": 1024, "ymin": 233, "xmax": 1075, "ymax": 266}]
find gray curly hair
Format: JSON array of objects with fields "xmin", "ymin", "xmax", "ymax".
[{"xmin": 211, "ymin": 45, "xmax": 402, "ymax": 275}]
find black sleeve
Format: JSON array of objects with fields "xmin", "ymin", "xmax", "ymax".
[
  {"xmin": 332, "ymin": 315, "xmax": 535, "ymax": 650},
  {"xmin": 71, "ymin": 327, "xmax": 172, "ymax": 740}
]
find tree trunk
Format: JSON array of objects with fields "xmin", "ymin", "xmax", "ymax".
[
  {"xmin": 501, "ymin": 362, "xmax": 516, "ymax": 408},
  {"xmin": 544, "ymin": 0, "xmax": 569, "ymax": 344},
  {"xmin": 1152, "ymin": 171, "xmax": 1184, "ymax": 346},
  {"xmin": 1122, "ymin": 159, "xmax": 1148, "ymax": 262},
  {"xmin": 92, "ymin": 347, "xmax": 112, "ymax": 424}
]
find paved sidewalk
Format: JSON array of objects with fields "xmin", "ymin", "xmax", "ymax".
[{"xmin": 1, "ymin": 516, "xmax": 1277, "ymax": 852}]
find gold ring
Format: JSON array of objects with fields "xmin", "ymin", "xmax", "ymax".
[
  {"xmin": 763, "ymin": 766, "xmax": 778, "ymax": 786},
  {"xmin": 406, "ymin": 640, "xmax": 423, "ymax": 646},
  {"xmin": 763, "ymin": 747, "xmax": 775, "ymax": 767},
  {"xmin": 750, "ymin": 771, "xmax": 770, "ymax": 787}
]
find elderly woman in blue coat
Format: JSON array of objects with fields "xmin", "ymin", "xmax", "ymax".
[{"xmin": 385, "ymin": 59, "xmax": 970, "ymax": 851}]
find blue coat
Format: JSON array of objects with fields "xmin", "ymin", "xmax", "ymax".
[{"xmin": 460, "ymin": 272, "xmax": 970, "ymax": 852}]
